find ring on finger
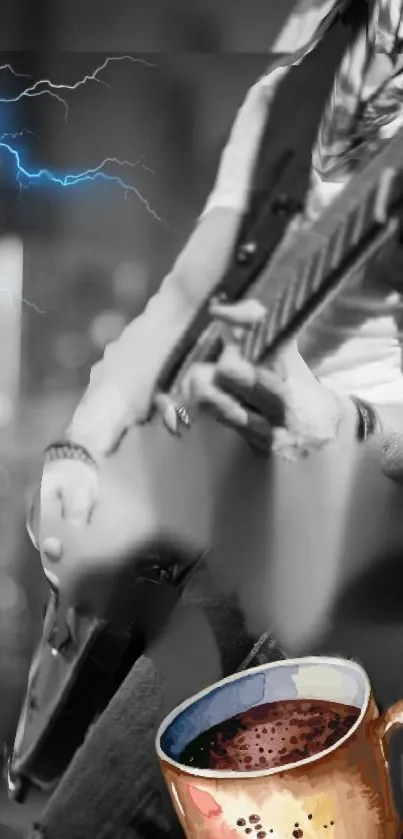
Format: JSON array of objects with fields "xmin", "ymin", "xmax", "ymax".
[{"xmin": 176, "ymin": 405, "xmax": 192, "ymax": 428}]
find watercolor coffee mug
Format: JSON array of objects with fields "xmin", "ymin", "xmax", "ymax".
[{"xmin": 156, "ymin": 656, "xmax": 403, "ymax": 838}]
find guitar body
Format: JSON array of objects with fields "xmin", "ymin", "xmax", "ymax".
[{"xmin": 40, "ymin": 406, "xmax": 403, "ymax": 650}]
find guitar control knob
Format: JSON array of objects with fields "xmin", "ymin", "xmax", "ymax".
[
  {"xmin": 5, "ymin": 757, "xmax": 30, "ymax": 803},
  {"xmin": 271, "ymin": 193, "xmax": 303, "ymax": 217},
  {"xmin": 28, "ymin": 693, "xmax": 38, "ymax": 712},
  {"xmin": 236, "ymin": 241, "xmax": 257, "ymax": 264}
]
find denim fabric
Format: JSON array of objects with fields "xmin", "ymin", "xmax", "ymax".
[{"xmin": 30, "ymin": 563, "xmax": 285, "ymax": 839}]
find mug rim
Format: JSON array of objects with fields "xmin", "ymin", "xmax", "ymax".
[{"xmin": 155, "ymin": 655, "xmax": 371, "ymax": 779}]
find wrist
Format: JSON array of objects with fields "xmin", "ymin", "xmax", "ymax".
[
  {"xmin": 44, "ymin": 441, "xmax": 99, "ymax": 469},
  {"xmin": 328, "ymin": 390, "xmax": 358, "ymax": 449},
  {"xmin": 63, "ymin": 427, "xmax": 104, "ymax": 463},
  {"xmin": 67, "ymin": 382, "xmax": 133, "ymax": 458}
]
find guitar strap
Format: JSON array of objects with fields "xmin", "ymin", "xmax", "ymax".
[
  {"xmin": 217, "ymin": 6, "xmax": 357, "ymax": 304},
  {"xmin": 29, "ymin": 11, "xmax": 356, "ymax": 839}
]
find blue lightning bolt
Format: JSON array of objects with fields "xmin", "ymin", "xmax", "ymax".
[
  {"xmin": 0, "ymin": 128, "xmax": 48, "ymax": 146},
  {"xmin": 0, "ymin": 56, "xmax": 163, "ymax": 222},
  {"xmin": 0, "ymin": 141, "xmax": 164, "ymax": 221}
]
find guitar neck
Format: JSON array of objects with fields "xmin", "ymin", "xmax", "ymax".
[
  {"xmin": 167, "ymin": 126, "xmax": 403, "ymax": 395},
  {"xmin": 250, "ymin": 126, "xmax": 403, "ymax": 360}
]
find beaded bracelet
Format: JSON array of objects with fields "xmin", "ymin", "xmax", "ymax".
[
  {"xmin": 351, "ymin": 396, "xmax": 382, "ymax": 442},
  {"xmin": 44, "ymin": 441, "xmax": 98, "ymax": 469}
]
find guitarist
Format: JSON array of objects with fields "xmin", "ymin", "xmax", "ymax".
[
  {"xmin": 39, "ymin": 1, "xmax": 403, "ymax": 543},
  {"xmin": 27, "ymin": 0, "xmax": 403, "ymax": 837}
]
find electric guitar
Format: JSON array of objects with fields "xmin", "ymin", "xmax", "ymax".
[{"xmin": 9, "ymin": 126, "xmax": 403, "ymax": 798}]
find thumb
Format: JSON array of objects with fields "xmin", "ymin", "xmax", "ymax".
[
  {"xmin": 210, "ymin": 298, "xmax": 266, "ymax": 326},
  {"xmin": 153, "ymin": 392, "xmax": 180, "ymax": 435}
]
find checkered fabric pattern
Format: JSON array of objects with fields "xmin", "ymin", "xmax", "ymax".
[{"xmin": 271, "ymin": 0, "xmax": 403, "ymax": 182}]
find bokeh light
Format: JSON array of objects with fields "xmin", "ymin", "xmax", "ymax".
[
  {"xmin": 54, "ymin": 332, "xmax": 91, "ymax": 370},
  {"xmin": 113, "ymin": 260, "xmax": 149, "ymax": 306},
  {"xmin": 89, "ymin": 309, "xmax": 127, "ymax": 351}
]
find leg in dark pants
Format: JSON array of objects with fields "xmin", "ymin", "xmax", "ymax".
[{"xmin": 29, "ymin": 562, "xmax": 284, "ymax": 839}]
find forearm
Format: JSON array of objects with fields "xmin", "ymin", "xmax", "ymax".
[
  {"xmin": 65, "ymin": 206, "xmax": 243, "ymax": 458},
  {"xmin": 64, "ymin": 76, "xmax": 279, "ymax": 459},
  {"xmin": 66, "ymin": 277, "xmax": 196, "ymax": 457}
]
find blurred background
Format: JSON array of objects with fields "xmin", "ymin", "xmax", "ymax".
[{"xmin": 0, "ymin": 0, "xmax": 297, "ymax": 825}]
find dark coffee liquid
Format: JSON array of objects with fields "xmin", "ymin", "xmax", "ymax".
[{"xmin": 180, "ymin": 698, "xmax": 360, "ymax": 772}]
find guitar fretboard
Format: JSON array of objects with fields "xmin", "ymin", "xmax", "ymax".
[
  {"xmin": 170, "ymin": 125, "xmax": 403, "ymax": 394},
  {"xmin": 249, "ymin": 128, "xmax": 403, "ymax": 361}
]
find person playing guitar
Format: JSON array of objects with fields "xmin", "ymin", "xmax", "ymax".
[
  {"xmin": 22, "ymin": 1, "xmax": 403, "ymax": 837},
  {"xmin": 39, "ymin": 0, "xmax": 403, "ymax": 547}
]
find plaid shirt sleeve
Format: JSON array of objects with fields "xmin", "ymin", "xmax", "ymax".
[
  {"xmin": 276, "ymin": 0, "xmax": 403, "ymax": 58},
  {"xmin": 371, "ymin": 0, "xmax": 403, "ymax": 53}
]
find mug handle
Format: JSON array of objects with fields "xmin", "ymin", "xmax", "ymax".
[
  {"xmin": 372, "ymin": 699, "xmax": 403, "ymax": 835},
  {"xmin": 373, "ymin": 699, "xmax": 403, "ymax": 754}
]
